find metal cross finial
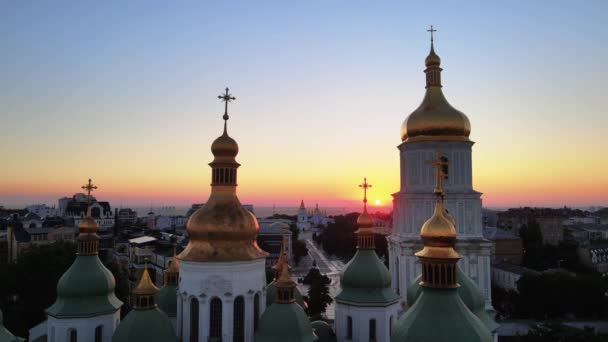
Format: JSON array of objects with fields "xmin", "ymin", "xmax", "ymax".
[
  {"xmin": 81, "ymin": 178, "xmax": 97, "ymax": 206},
  {"xmin": 427, "ymin": 25, "xmax": 437, "ymax": 43},
  {"xmin": 359, "ymin": 177, "xmax": 372, "ymax": 209},
  {"xmin": 218, "ymin": 87, "xmax": 236, "ymax": 122},
  {"xmin": 426, "ymin": 150, "xmax": 448, "ymax": 195}
]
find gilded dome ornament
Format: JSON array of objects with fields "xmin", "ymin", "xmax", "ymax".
[
  {"xmin": 400, "ymin": 27, "xmax": 472, "ymax": 142},
  {"xmin": 179, "ymin": 88, "xmax": 268, "ymax": 263}
]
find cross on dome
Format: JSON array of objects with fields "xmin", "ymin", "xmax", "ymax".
[
  {"xmin": 358, "ymin": 177, "xmax": 372, "ymax": 209},
  {"xmin": 426, "ymin": 150, "xmax": 448, "ymax": 195},
  {"xmin": 427, "ymin": 25, "xmax": 437, "ymax": 43},
  {"xmin": 81, "ymin": 178, "xmax": 97, "ymax": 206},
  {"xmin": 218, "ymin": 87, "xmax": 236, "ymax": 122}
]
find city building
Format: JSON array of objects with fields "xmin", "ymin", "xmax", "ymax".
[
  {"xmin": 256, "ymin": 219, "xmax": 293, "ymax": 267},
  {"xmin": 387, "ymin": 35, "xmax": 493, "ymax": 308},
  {"xmin": 577, "ymin": 243, "xmax": 608, "ymax": 274},
  {"xmin": 115, "ymin": 208, "xmax": 138, "ymax": 226},
  {"xmin": 64, "ymin": 193, "xmax": 115, "ymax": 231},
  {"xmin": 491, "ymin": 262, "xmax": 539, "ymax": 292},
  {"xmin": 483, "ymin": 227, "xmax": 523, "ymax": 265}
]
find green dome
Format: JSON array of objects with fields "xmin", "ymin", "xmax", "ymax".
[
  {"xmin": 156, "ymin": 285, "xmax": 177, "ymax": 318},
  {"xmin": 112, "ymin": 307, "xmax": 177, "ymax": 342},
  {"xmin": 0, "ymin": 310, "xmax": 23, "ymax": 342},
  {"xmin": 266, "ymin": 281, "xmax": 305, "ymax": 308},
  {"xmin": 310, "ymin": 321, "xmax": 336, "ymax": 342},
  {"xmin": 255, "ymin": 302, "xmax": 317, "ymax": 342},
  {"xmin": 391, "ymin": 287, "xmax": 492, "ymax": 342},
  {"xmin": 455, "ymin": 268, "xmax": 500, "ymax": 332},
  {"xmin": 406, "ymin": 268, "xmax": 499, "ymax": 333},
  {"xmin": 336, "ymin": 250, "xmax": 399, "ymax": 305},
  {"xmin": 47, "ymin": 255, "xmax": 122, "ymax": 318}
]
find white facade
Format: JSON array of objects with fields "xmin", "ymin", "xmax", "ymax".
[
  {"xmin": 334, "ymin": 303, "xmax": 399, "ymax": 342},
  {"xmin": 29, "ymin": 311, "xmax": 120, "ymax": 342},
  {"xmin": 177, "ymin": 259, "xmax": 266, "ymax": 342},
  {"xmin": 388, "ymin": 140, "xmax": 493, "ymax": 308},
  {"xmin": 296, "ymin": 204, "xmax": 311, "ymax": 231}
]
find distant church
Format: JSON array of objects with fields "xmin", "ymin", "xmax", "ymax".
[{"xmin": 296, "ymin": 201, "xmax": 334, "ymax": 231}]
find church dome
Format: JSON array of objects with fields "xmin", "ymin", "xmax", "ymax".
[
  {"xmin": 179, "ymin": 89, "xmax": 268, "ymax": 263},
  {"xmin": 211, "ymin": 131, "xmax": 238, "ymax": 159},
  {"xmin": 48, "ymin": 208, "xmax": 122, "ymax": 318},
  {"xmin": 266, "ymin": 280, "xmax": 306, "ymax": 308},
  {"xmin": 311, "ymin": 321, "xmax": 336, "ymax": 342},
  {"xmin": 156, "ymin": 285, "xmax": 177, "ymax": 318},
  {"xmin": 356, "ymin": 211, "xmax": 374, "ymax": 228},
  {"xmin": 400, "ymin": 42, "xmax": 471, "ymax": 142}
]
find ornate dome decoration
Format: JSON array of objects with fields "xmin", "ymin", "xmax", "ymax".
[
  {"xmin": 179, "ymin": 88, "xmax": 268, "ymax": 262},
  {"xmin": 336, "ymin": 178, "xmax": 399, "ymax": 305},
  {"xmin": 400, "ymin": 27, "xmax": 471, "ymax": 142},
  {"xmin": 48, "ymin": 179, "xmax": 122, "ymax": 318}
]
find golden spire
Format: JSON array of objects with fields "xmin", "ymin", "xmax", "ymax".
[
  {"xmin": 415, "ymin": 150, "xmax": 461, "ymax": 288},
  {"xmin": 272, "ymin": 240, "xmax": 290, "ymax": 280},
  {"xmin": 275, "ymin": 260, "xmax": 297, "ymax": 304},
  {"xmin": 425, "ymin": 25, "xmax": 441, "ymax": 70},
  {"xmin": 77, "ymin": 179, "xmax": 100, "ymax": 255},
  {"xmin": 356, "ymin": 177, "xmax": 375, "ymax": 248},
  {"xmin": 217, "ymin": 87, "xmax": 236, "ymax": 135},
  {"xmin": 164, "ymin": 243, "xmax": 179, "ymax": 286},
  {"xmin": 132, "ymin": 260, "xmax": 159, "ymax": 309}
]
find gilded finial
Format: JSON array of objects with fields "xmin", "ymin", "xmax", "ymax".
[
  {"xmin": 218, "ymin": 87, "xmax": 236, "ymax": 134},
  {"xmin": 426, "ymin": 150, "xmax": 448, "ymax": 196},
  {"xmin": 427, "ymin": 25, "xmax": 437, "ymax": 44},
  {"xmin": 81, "ymin": 178, "xmax": 97, "ymax": 215},
  {"xmin": 358, "ymin": 177, "xmax": 372, "ymax": 213}
]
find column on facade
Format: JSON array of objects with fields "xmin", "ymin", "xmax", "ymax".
[
  {"xmin": 244, "ymin": 292, "xmax": 254, "ymax": 342},
  {"xmin": 176, "ymin": 292, "xmax": 183, "ymax": 338},
  {"xmin": 198, "ymin": 296, "xmax": 209, "ymax": 342},
  {"xmin": 182, "ymin": 295, "xmax": 191, "ymax": 342},
  {"xmin": 222, "ymin": 296, "xmax": 233, "ymax": 342}
]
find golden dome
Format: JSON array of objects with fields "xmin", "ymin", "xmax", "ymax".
[
  {"xmin": 419, "ymin": 199, "xmax": 456, "ymax": 245},
  {"xmin": 356, "ymin": 210, "xmax": 374, "ymax": 229},
  {"xmin": 425, "ymin": 43, "xmax": 441, "ymax": 67},
  {"xmin": 211, "ymin": 129, "xmax": 239, "ymax": 160},
  {"xmin": 180, "ymin": 188, "xmax": 268, "ymax": 262},
  {"xmin": 79, "ymin": 215, "xmax": 99, "ymax": 234},
  {"xmin": 400, "ymin": 42, "xmax": 471, "ymax": 142},
  {"xmin": 132, "ymin": 265, "xmax": 158, "ymax": 296}
]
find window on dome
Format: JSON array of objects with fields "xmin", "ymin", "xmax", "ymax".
[
  {"xmin": 369, "ymin": 319, "xmax": 377, "ymax": 341},
  {"xmin": 254, "ymin": 293, "xmax": 260, "ymax": 331},
  {"xmin": 210, "ymin": 297, "xmax": 222, "ymax": 340},
  {"xmin": 190, "ymin": 298, "xmax": 199, "ymax": 342},
  {"xmin": 346, "ymin": 316, "xmax": 352, "ymax": 340},
  {"xmin": 94, "ymin": 326, "xmax": 102, "ymax": 342},
  {"xmin": 233, "ymin": 296, "xmax": 245, "ymax": 342}
]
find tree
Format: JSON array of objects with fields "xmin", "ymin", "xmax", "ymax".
[
  {"xmin": 289, "ymin": 224, "xmax": 308, "ymax": 266},
  {"xmin": 303, "ymin": 267, "xmax": 333, "ymax": 319},
  {"xmin": 512, "ymin": 322, "xmax": 608, "ymax": 342},
  {"xmin": 0, "ymin": 241, "xmax": 76, "ymax": 337}
]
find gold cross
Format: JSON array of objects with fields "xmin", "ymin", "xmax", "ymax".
[
  {"xmin": 427, "ymin": 25, "xmax": 437, "ymax": 43},
  {"xmin": 218, "ymin": 87, "xmax": 236, "ymax": 122},
  {"xmin": 81, "ymin": 178, "xmax": 97, "ymax": 205},
  {"xmin": 426, "ymin": 150, "xmax": 448, "ymax": 195},
  {"xmin": 359, "ymin": 177, "xmax": 372, "ymax": 208}
]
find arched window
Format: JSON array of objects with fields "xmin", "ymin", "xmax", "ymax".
[
  {"xmin": 369, "ymin": 319, "xmax": 376, "ymax": 341},
  {"xmin": 389, "ymin": 315, "xmax": 393, "ymax": 334},
  {"xmin": 190, "ymin": 298, "xmax": 199, "ymax": 342},
  {"xmin": 233, "ymin": 296, "xmax": 245, "ymax": 342},
  {"xmin": 346, "ymin": 316, "xmax": 352, "ymax": 340},
  {"xmin": 209, "ymin": 297, "xmax": 222, "ymax": 341},
  {"xmin": 68, "ymin": 329, "xmax": 77, "ymax": 342},
  {"xmin": 253, "ymin": 293, "xmax": 260, "ymax": 331},
  {"xmin": 94, "ymin": 326, "xmax": 103, "ymax": 342}
]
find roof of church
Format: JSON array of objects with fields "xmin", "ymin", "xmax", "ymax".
[
  {"xmin": 255, "ymin": 301, "xmax": 317, "ymax": 342},
  {"xmin": 112, "ymin": 307, "xmax": 178, "ymax": 342}
]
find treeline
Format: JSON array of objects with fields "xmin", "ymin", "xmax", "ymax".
[{"xmin": 312, "ymin": 213, "xmax": 388, "ymax": 263}]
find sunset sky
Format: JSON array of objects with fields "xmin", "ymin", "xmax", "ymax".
[{"xmin": 1, "ymin": 1, "xmax": 607, "ymax": 209}]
